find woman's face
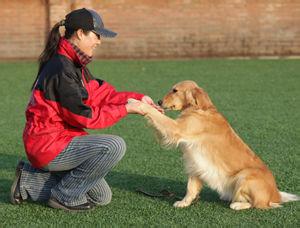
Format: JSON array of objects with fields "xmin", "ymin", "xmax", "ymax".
[{"xmin": 74, "ymin": 30, "xmax": 101, "ymax": 57}]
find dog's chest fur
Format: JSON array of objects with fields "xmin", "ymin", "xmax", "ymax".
[{"xmin": 180, "ymin": 141, "xmax": 234, "ymax": 201}]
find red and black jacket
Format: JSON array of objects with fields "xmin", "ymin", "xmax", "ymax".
[{"xmin": 23, "ymin": 38, "xmax": 144, "ymax": 168}]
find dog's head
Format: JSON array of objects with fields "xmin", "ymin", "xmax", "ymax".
[{"xmin": 158, "ymin": 80, "xmax": 214, "ymax": 111}]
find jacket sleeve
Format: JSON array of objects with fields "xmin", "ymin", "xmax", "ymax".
[
  {"xmin": 91, "ymin": 80, "xmax": 145, "ymax": 106},
  {"xmin": 44, "ymin": 72, "xmax": 128, "ymax": 129}
]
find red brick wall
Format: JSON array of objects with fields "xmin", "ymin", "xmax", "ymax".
[
  {"xmin": 0, "ymin": 0, "xmax": 48, "ymax": 59},
  {"xmin": 0, "ymin": 0, "xmax": 299, "ymax": 59}
]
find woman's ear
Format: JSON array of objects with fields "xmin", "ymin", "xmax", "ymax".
[{"xmin": 75, "ymin": 29, "xmax": 85, "ymax": 40}]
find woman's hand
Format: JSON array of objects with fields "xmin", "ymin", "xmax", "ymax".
[
  {"xmin": 141, "ymin": 96, "xmax": 164, "ymax": 113},
  {"xmin": 125, "ymin": 101, "xmax": 145, "ymax": 115}
]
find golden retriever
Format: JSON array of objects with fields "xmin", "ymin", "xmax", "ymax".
[{"xmin": 130, "ymin": 80, "xmax": 299, "ymax": 210}]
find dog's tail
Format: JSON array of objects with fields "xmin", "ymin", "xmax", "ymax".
[{"xmin": 280, "ymin": 191, "xmax": 300, "ymax": 203}]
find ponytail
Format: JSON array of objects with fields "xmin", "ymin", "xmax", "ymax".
[{"xmin": 31, "ymin": 20, "xmax": 65, "ymax": 90}]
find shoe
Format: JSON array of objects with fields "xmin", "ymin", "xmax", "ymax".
[
  {"xmin": 48, "ymin": 197, "xmax": 94, "ymax": 212},
  {"xmin": 10, "ymin": 160, "xmax": 25, "ymax": 205}
]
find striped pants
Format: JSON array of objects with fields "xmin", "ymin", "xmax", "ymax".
[{"xmin": 19, "ymin": 134, "xmax": 126, "ymax": 206}]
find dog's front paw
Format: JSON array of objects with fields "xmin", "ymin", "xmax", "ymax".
[
  {"xmin": 138, "ymin": 102, "xmax": 156, "ymax": 114},
  {"xmin": 173, "ymin": 199, "xmax": 191, "ymax": 208},
  {"xmin": 127, "ymin": 98, "xmax": 153, "ymax": 114}
]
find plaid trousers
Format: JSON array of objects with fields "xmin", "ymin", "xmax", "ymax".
[{"xmin": 19, "ymin": 134, "xmax": 126, "ymax": 206}]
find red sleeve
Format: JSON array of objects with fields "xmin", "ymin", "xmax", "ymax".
[
  {"xmin": 59, "ymin": 102, "xmax": 128, "ymax": 129},
  {"xmin": 90, "ymin": 81, "xmax": 144, "ymax": 106},
  {"xmin": 44, "ymin": 73, "xmax": 130, "ymax": 129}
]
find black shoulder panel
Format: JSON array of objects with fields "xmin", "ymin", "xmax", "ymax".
[{"xmin": 35, "ymin": 55, "xmax": 92, "ymax": 118}]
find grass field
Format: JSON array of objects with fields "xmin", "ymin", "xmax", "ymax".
[{"xmin": 0, "ymin": 59, "xmax": 299, "ymax": 226}]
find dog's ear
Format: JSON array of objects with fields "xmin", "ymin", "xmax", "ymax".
[
  {"xmin": 186, "ymin": 87, "xmax": 213, "ymax": 110},
  {"xmin": 185, "ymin": 89, "xmax": 197, "ymax": 107}
]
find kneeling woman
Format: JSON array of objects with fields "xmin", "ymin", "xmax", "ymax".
[{"xmin": 10, "ymin": 8, "xmax": 159, "ymax": 212}]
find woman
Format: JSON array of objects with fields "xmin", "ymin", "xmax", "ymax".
[{"xmin": 10, "ymin": 8, "xmax": 160, "ymax": 212}]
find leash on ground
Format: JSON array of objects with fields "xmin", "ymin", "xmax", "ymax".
[{"xmin": 136, "ymin": 188, "xmax": 182, "ymax": 200}]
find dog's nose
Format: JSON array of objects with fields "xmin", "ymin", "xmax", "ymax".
[{"xmin": 158, "ymin": 100, "xmax": 163, "ymax": 106}]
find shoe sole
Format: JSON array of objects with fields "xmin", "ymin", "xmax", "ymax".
[
  {"xmin": 48, "ymin": 199, "xmax": 94, "ymax": 212},
  {"xmin": 10, "ymin": 177, "xmax": 20, "ymax": 205},
  {"xmin": 10, "ymin": 162, "xmax": 23, "ymax": 205}
]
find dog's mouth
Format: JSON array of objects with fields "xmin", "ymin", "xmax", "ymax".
[
  {"xmin": 158, "ymin": 100, "xmax": 177, "ymax": 111},
  {"xmin": 169, "ymin": 105, "xmax": 177, "ymax": 110},
  {"xmin": 160, "ymin": 104, "xmax": 176, "ymax": 111}
]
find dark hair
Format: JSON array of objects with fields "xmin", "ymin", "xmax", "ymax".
[
  {"xmin": 31, "ymin": 20, "xmax": 91, "ymax": 90},
  {"xmin": 31, "ymin": 21, "xmax": 62, "ymax": 90}
]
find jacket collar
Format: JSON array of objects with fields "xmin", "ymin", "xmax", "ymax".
[{"xmin": 57, "ymin": 37, "xmax": 92, "ymax": 67}]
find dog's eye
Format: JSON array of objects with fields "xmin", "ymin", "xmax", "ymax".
[{"xmin": 172, "ymin": 89, "xmax": 178, "ymax": 93}]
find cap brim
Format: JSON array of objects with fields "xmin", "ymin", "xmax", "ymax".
[{"xmin": 93, "ymin": 28, "xmax": 117, "ymax": 38}]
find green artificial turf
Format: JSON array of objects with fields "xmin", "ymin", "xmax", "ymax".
[{"xmin": 0, "ymin": 59, "xmax": 299, "ymax": 226}]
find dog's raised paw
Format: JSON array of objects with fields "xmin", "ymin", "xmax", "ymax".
[{"xmin": 173, "ymin": 200, "xmax": 191, "ymax": 208}]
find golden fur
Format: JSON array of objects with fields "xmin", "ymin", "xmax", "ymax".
[{"xmin": 131, "ymin": 80, "xmax": 299, "ymax": 210}]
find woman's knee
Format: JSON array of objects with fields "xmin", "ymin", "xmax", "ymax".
[
  {"xmin": 88, "ymin": 135, "xmax": 126, "ymax": 164},
  {"xmin": 87, "ymin": 181, "xmax": 112, "ymax": 206},
  {"xmin": 106, "ymin": 135, "xmax": 126, "ymax": 161},
  {"xmin": 93, "ymin": 188, "xmax": 112, "ymax": 206},
  {"xmin": 99, "ymin": 188, "xmax": 112, "ymax": 205}
]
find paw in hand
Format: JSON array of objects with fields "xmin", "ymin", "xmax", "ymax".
[
  {"xmin": 127, "ymin": 98, "xmax": 152, "ymax": 114},
  {"xmin": 141, "ymin": 96, "xmax": 165, "ymax": 114}
]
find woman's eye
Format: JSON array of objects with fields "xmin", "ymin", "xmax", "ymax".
[{"xmin": 173, "ymin": 89, "xmax": 178, "ymax": 93}]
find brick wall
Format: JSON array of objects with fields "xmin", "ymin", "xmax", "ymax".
[
  {"xmin": 0, "ymin": 0, "xmax": 299, "ymax": 59},
  {"xmin": 0, "ymin": 0, "xmax": 47, "ymax": 59}
]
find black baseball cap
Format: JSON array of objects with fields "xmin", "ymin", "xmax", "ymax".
[{"xmin": 64, "ymin": 8, "xmax": 117, "ymax": 38}]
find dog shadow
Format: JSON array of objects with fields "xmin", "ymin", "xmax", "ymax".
[{"xmin": 107, "ymin": 171, "xmax": 227, "ymax": 207}]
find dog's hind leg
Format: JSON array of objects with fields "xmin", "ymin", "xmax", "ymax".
[
  {"xmin": 174, "ymin": 176, "xmax": 203, "ymax": 208},
  {"xmin": 230, "ymin": 185, "xmax": 253, "ymax": 210},
  {"xmin": 231, "ymin": 168, "xmax": 281, "ymax": 210},
  {"xmin": 230, "ymin": 202, "xmax": 252, "ymax": 210}
]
